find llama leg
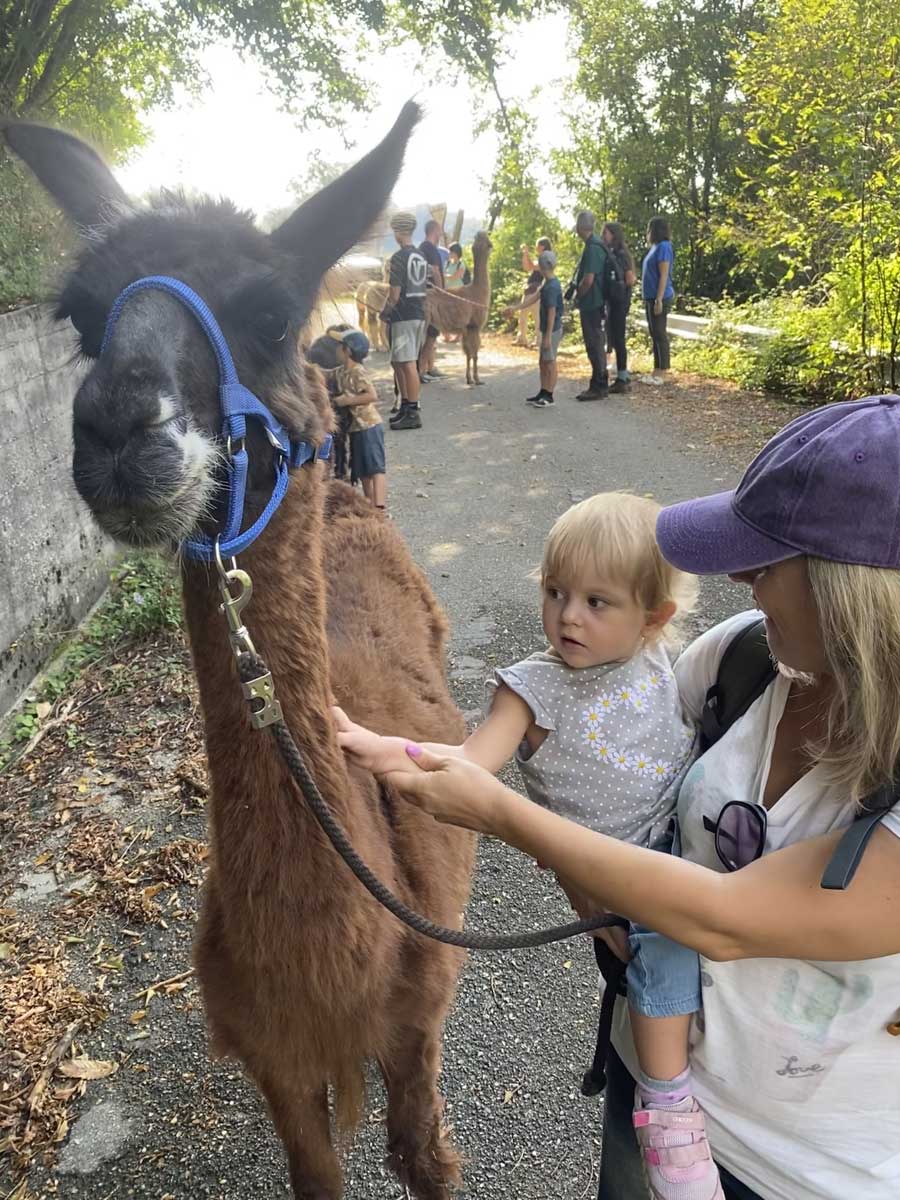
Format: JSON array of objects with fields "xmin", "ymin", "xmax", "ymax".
[
  {"xmin": 380, "ymin": 1026, "xmax": 462, "ymax": 1200},
  {"xmin": 472, "ymin": 331, "xmax": 483, "ymax": 385},
  {"xmin": 257, "ymin": 1075, "xmax": 342, "ymax": 1200}
]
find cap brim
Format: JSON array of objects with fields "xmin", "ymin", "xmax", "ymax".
[{"xmin": 657, "ymin": 490, "xmax": 802, "ymax": 576}]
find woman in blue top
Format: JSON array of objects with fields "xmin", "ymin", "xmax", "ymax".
[{"xmin": 642, "ymin": 216, "xmax": 675, "ymax": 379}]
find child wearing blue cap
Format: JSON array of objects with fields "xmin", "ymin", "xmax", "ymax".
[{"xmin": 333, "ymin": 330, "xmax": 387, "ymax": 509}]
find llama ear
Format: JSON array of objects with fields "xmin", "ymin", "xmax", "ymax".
[
  {"xmin": 270, "ymin": 100, "xmax": 421, "ymax": 280},
  {"xmin": 2, "ymin": 120, "xmax": 129, "ymax": 231}
]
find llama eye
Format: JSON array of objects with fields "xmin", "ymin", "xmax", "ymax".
[
  {"xmin": 67, "ymin": 303, "xmax": 106, "ymax": 356},
  {"xmin": 256, "ymin": 312, "xmax": 289, "ymax": 342}
]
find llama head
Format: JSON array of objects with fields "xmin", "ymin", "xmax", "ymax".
[
  {"xmin": 3, "ymin": 104, "xmax": 420, "ymax": 549},
  {"xmin": 472, "ymin": 231, "xmax": 493, "ymax": 258}
]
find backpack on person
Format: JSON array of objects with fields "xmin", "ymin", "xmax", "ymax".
[
  {"xmin": 580, "ymin": 615, "xmax": 895, "ymax": 1098},
  {"xmin": 605, "ymin": 248, "xmax": 628, "ymax": 306}
]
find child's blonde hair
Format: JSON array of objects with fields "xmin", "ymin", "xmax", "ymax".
[{"xmin": 540, "ymin": 492, "xmax": 698, "ymax": 643}]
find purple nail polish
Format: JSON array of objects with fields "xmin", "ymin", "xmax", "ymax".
[{"xmin": 406, "ymin": 743, "xmax": 423, "ymax": 758}]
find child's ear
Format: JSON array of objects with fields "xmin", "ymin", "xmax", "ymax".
[{"xmin": 643, "ymin": 600, "xmax": 676, "ymax": 638}]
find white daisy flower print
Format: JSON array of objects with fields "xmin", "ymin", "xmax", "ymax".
[
  {"xmin": 594, "ymin": 740, "xmax": 614, "ymax": 764},
  {"xmin": 582, "ymin": 727, "xmax": 602, "ymax": 751},
  {"xmin": 650, "ymin": 759, "xmax": 672, "ymax": 781},
  {"xmin": 646, "ymin": 671, "xmax": 664, "ymax": 691},
  {"xmin": 582, "ymin": 703, "xmax": 604, "ymax": 729},
  {"xmin": 631, "ymin": 753, "xmax": 655, "ymax": 778},
  {"xmin": 628, "ymin": 693, "xmax": 650, "ymax": 714},
  {"xmin": 616, "ymin": 686, "xmax": 633, "ymax": 706},
  {"xmin": 635, "ymin": 677, "xmax": 651, "ymax": 697},
  {"xmin": 612, "ymin": 749, "xmax": 634, "ymax": 772},
  {"xmin": 596, "ymin": 691, "xmax": 618, "ymax": 715}
]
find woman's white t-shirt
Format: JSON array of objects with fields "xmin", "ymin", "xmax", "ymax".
[{"xmin": 613, "ymin": 610, "xmax": 900, "ymax": 1200}]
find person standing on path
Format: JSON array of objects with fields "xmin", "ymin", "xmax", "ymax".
[
  {"xmin": 642, "ymin": 216, "xmax": 675, "ymax": 381},
  {"xmin": 602, "ymin": 221, "xmax": 637, "ymax": 393},
  {"xmin": 516, "ymin": 236, "xmax": 553, "ymax": 347},
  {"xmin": 418, "ymin": 218, "xmax": 445, "ymax": 382},
  {"xmin": 382, "ymin": 211, "xmax": 427, "ymax": 431},
  {"xmin": 504, "ymin": 250, "xmax": 564, "ymax": 407},
  {"xmin": 573, "ymin": 212, "xmax": 611, "ymax": 401}
]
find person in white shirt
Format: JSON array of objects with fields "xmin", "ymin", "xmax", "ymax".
[{"xmin": 371, "ymin": 395, "xmax": 900, "ymax": 1200}]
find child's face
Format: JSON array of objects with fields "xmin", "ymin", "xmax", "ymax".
[{"xmin": 541, "ymin": 569, "xmax": 650, "ymax": 668}]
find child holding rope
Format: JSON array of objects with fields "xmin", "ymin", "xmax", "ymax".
[{"xmin": 335, "ymin": 492, "xmax": 726, "ymax": 1200}]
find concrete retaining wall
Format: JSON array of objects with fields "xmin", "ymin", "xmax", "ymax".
[{"xmin": 0, "ymin": 305, "xmax": 114, "ymax": 717}]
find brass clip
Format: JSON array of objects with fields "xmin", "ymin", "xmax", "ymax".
[
  {"xmin": 217, "ymin": 567, "xmax": 257, "ymax": 659},
  {"xmin": 241, "ymin": 670, "xmax": 283, "ymax": 730}
]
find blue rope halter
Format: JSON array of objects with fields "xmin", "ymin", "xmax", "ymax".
[{"xmin": 101, "ymin": 275, "xmax": 332, "ymax": 563}]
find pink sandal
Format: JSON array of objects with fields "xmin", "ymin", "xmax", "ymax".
[{"xmin": 633, "ymin": 1095, "xmax": 725, "ymax": 1200}]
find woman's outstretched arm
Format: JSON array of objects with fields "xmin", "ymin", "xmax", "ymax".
[{"xmin": 386, "ymin": 748, "xmax": 900, "ymax": 965}]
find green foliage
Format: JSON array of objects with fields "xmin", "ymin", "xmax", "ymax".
[
  {"xmin": 561, "ymin": 0, "xmax": 767, "ymax": 296},
  {"xmin": 735, "ymin": 0, "xmax": 900, "ymax": 287},
  {"xmin": 0, "ymin": 555, "xmax": 182, "ymax": 770},
  {"xmin": 671, "ymin": 272, "xmax": 900, "ymax": 402},
  {"xmin": 0, "ymin": 157, "xmax": 76, "ymax": 308}
]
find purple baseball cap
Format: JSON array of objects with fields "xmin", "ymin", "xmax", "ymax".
[{"xmin": 657, "ymin": 395, "xmax": 900, "ymax": 575}]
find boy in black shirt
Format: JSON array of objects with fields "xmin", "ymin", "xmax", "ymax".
[{"xmin": 381, "ymin": 212, "xmax": 427, "ymax": 430}]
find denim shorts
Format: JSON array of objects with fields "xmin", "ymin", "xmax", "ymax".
[
  {"xmin": 349, "ymin": 424, "xmax": 385, "ymax": 482},
  {"xmin": 626, "ymin": 926, "xmax": 702, "ymax": 1018}
]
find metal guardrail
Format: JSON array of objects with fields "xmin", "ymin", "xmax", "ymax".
[{"xmin": 627, "ymin": 310, "xmax": 777, "ymax": 342}]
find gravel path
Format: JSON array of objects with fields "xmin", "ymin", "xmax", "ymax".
[{"xmin": 3, "ymin": 336, "xmax": 759, "ymax": 1199}]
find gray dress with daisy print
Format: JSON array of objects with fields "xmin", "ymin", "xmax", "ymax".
[{"xmin": 494, "ymin": 642, "xmax": 696, "ymax": 851}]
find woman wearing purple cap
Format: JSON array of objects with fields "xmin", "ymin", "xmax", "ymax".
[{"xmin": 375, "ymin": 396, "xmax": 900, "ymax": 1200}]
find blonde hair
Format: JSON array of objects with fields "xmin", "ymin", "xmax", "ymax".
[
  {"xmin": 540, "ymin": 492, "xmax": 698, "ymax": 644},
  {"xmin": 807, "ymin": 557, "xmax": 900, "ymax": 803}
]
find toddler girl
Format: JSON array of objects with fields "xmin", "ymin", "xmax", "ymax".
[{"xmin": 335, "ymin": 492, "xmax": 723, "ymax": 1200}]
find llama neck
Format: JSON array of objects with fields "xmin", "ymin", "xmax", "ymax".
[
  {"xmin": 473, "ymin": 246, "xmax": 490, "ymax": 291},
  {"xmin": 181, "ymin": 466, "xmax": 352, "ymax": 875}
]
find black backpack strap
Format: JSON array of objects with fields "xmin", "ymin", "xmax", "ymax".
[
  {"xmin": 699, "ymin": 618, "xmax": 776, "ymax": 751},
  {"xmin": 820, "ymin": 783, "xmax": 897, "ymax": 890},
  {"xmin": 581, "ymin": 937, "xmax": 628, "ymax": 1099}
]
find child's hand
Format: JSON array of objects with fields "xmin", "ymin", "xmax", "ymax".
[{"xmin": 332, "ymin": 706, "xmax": 417, "ymax": 776}]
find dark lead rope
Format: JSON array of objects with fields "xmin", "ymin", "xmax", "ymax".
[{"xmin": 237, "ymin": 653, "xmax": 626, "ymax": 951}]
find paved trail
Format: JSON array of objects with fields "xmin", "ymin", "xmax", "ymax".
[{"xmin": 13, "ymin": 340, "xmax": 750, "ymax": 1199}]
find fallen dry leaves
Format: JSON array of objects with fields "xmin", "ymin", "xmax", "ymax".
[{"xmin": 0, "ymin": 631, "xmax": 209, "ymax": 1187}]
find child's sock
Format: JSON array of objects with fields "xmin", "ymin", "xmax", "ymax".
[{"xmin": 637, "ymin": 1064, "xmax": 693, "ymax": 1111}]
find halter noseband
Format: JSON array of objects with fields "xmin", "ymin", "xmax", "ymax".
[{"xmin": 100, "ymin": 275, "xmax": 332, "ymax": 563}]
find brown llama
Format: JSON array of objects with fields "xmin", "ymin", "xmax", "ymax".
[
  {"xmin": 354, "ymin": 261, "xmax": 390, "ymax": 351},
  {"xmin": 5, "ymin": 105, "xmax": 476, "ymax": 1200},
  {"xmin": 426, "ymin": 231, "xmax": 493, "ymax": 385}
]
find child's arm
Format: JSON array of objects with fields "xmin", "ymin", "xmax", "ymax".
[
  {"xmin": 541, "ymin": 305, "xmax": 556, "ymax": 347},
  {"xmin": 333, "ymin": 383, "xmax": 378, "ymax": 408},
  {"xmin": 503, "ymin": 289, "xmax": 542, "ymax": 318},
  {"xmin": 333, "ymin": 682, "xmax": 534, "ymax": 777}
]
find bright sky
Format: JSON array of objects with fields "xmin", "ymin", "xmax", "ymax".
[{"xmin": 118, "ymin": 13, "xmax": 574, "ymax": 224}]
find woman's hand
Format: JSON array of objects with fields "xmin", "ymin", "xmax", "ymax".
[
  {"xmin": 653, "ymin": 298, "xmax": 663, "ymax": 316},
  {"xmin": 332, "ymin": 707, "xmax": 419, "ymax": 776},
  {"xmin": 384, "ymin": 745, "xmax": 505, "ymax": 834}
]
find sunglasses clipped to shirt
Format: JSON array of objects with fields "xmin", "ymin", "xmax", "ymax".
[{"xmin": 703, "ymin": 797, "xmax": 889, "ymax": 890}]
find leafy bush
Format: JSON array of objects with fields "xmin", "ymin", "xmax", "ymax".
[{"xmin": 670, "ymin": 274, "xmax": 900, "ymax": 403}]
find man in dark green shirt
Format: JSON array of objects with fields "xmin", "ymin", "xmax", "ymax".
[{"xmin": 573, "ymin": 210, "xmax": 610, "ymax": 400}]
